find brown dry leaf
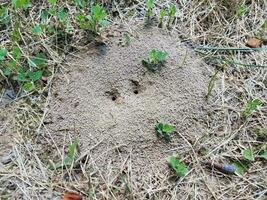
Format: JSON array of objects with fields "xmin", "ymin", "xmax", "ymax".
[
  {"xmin": 63, "ymin": 192, "xmax": 82, "ymax": 200},
  {"xmin": 246, "ymin": 37, "xmax": 263, "ymax": 48}
]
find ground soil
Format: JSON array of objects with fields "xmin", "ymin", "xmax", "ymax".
[{"xmin": 45, "ymin": 26, "xmax": 212, "ymax": 195}]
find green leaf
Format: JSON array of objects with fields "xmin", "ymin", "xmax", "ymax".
[
  {"xmin": 48, "ymin": 7, "xmax": 56, "ymax": 15},
  {"xmin": 235, "ymin": 4, "xmax": 248, "ymax": 17},
  {"xmin": 0, "ymin": 6, "xmax": 10, "ymax": 25},
  {"xmin": 48, "ymin": 0, "xmax": 57, "ymax": 5},
  {"xmin": 11, "ymin": 47, "xmax": 22, "ymax": 60},
  {"xmin": 259, "ymin": 150, "xmax": 267, "ymax": 160},
  {"xmin": 99, "ymin": 19, "xmax": 109, "ymax": 27},
  {"xmin": 162, "ymin": 124, "xmax": 173, "ymax": 133},
  {"xmin": 3, "ymin": 68, "xmax": 11, "ymax": 76},
  {"xmin": 91, "ymin": 4, "xmax": 107, "ymax": 21},
  {"xmin": 242, "ymin": 99, "xmax": 263, "ymax": 117},
  {"xmin": 10, "ymin": 28, "xmax": 20, "ymax": 42},
  {"xmin": 41, "ymin": 10, "xmax": 49, "ymax": 22},
  {"xmin": 28, "ymin": 53, "xmax": 47, "ymax": 68},
  {"xmin": 242, "ymin": 148, "xmax": 254, "ymax": 161},
  {"xmin": 232, "ymin": 161, "xmax": 247, "ymax": 175},
  {"xmin": 166, "ymin": 156, "xmax": 188, "ymax": 177},
  {"xmin": 146, "ymin": 0, "xmax": 154, "ymax": 9},
  {"xmin": 17, "ymin": 71, "xmax": 27, "ymax": 82},
  {"xmin": 0, "ymin": 48, "xmax": 7, "ymax": 61},
  {"xmin": 68, "ymin": 139, "xmax": 78, "ymax": 158},
  {"xmin": 169, "ymin": 3, "xmax": 177, "ymax": 17},
  {"xmin": 50, "ymin": 139, "xmax": 78, "ymax": 170},
  {"xmin": 74, "ymin": 0, "xmax": 87, "ymax": 8},
  {"xmin": 159, "ymin": 9, "xmax": 167, "ymax": 18},
  {"xmin": 57, "ymin": 8, "xmax": 68, "ymax": 22},
  {"xmin": 12, "ymin": 0, "xmax": 30, "ymax": 9},
  {"xmin": 32, "ymin": 24, "xmax": 42, "ymax": 35},
  {"xmin": 149, "ymin": 49, "xmax": 168, "ymax": 63},
  {"xmin": 28, "ymin": 70, "xmax": 42, "ymax": 82},
  {"xmin": 23, "ymin": 82, "xmax": 35, "ymax": 91}
]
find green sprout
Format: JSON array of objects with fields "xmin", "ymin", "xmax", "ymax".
[
  {"xmin": 76, "ymin": 4, "xmax": 109, "ymax": 34},
  {"xmin": 167, "ymin": 3, "xmax": 177, "ymax": 28},
  {"xmin": 50, "ymin": 139, "xmax": 78, "ymax": 169},
  {"xmin": 158, "ymin": 9, "xmax": 167, "ymax": 28},
  {"xmin": 166, "ymin": 156, "xmax": 188, "ymax": 177},
  {"xmin": 145, "ymin": 0, "xmax": 154, "ymax": 22},
  {"xmin": 242, "ymin": 98, "xmax": 263, "ymax": 118},
  {"xmin": 155, "ymin": 122, "xmax": 173, "ymax": 142},
  {"xmin": 235, "ymin": 4, "xmax": 248, "ymax": 17},
  {"xmin": 142, "ymin": 49, "xmax": 168, "ymax": 72}
]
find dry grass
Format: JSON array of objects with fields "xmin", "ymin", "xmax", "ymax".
[{"xmin": 0, "ymin": 0, "xmax": 266, "ymax": 199}]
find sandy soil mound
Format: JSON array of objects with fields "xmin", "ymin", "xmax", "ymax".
[{"xmin": 47, "ymin": 27, "xmax": 211, "ymax": 192}]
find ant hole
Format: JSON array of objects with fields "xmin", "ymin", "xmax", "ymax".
[
  {"xmin": 112, "ymin": 96, "xmax": 117, "ymax": 101},
  {"xmin": 134, "ymin": 90, "xmax": 139, "ymax": 94}
]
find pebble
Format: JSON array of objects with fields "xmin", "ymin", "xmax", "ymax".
[{"xmin": 1, "ymin": 153, "xmax": 13, "ymax": 165}]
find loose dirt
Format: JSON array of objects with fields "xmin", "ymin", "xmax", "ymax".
[{"xmin": 46, "ymin": 27, "xmax": 212, "ymax": 193}]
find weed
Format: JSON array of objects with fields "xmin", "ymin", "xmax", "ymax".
[
  {"xmin": 167, "ymin": 3, "xmax": 177, "ymax": 28},
  {"xmin": 76, "ymin": 4, "xmax": 109, "ymax": 34},
  {"xmin": 142, "ymin": 49, "xmax": 168, "ymax": 72},
  {"xmin": 242, "ymin": 148, "xmax": 254, "ymax": 161},
  {"xmin": 50, "ymin": 139, "xmax": 78, "ymax": 169},
  {"xmin": 166, "ymin": 156, "xmax": 188, "ymax": 177},
  {"xmin": 158, "ymin": 9, "xmax": 167, "ymax": 28},
  {"xmin": 235, "ymin": 4, "xmax": 248, "ymax": 17},
  {"xmin": 155, "ymin": 122, "xmax": 173, "ymax": 142},
  {"xmin": 242, "ymin": 99, "xmax": 263, "ymax": 118},
  {"xmin": 145, "ymin": 0, "xmax": 154, "ymax": 21},
  {"xmin": 12, "ymin": 0, "xmax": 30, "ymax": 9},
  {"xmin": 231, "ymin": 160, "xmax": 248, "ymax": 175}
]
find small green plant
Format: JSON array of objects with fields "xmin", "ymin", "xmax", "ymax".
[
  {"xmin": 167, "ymin": 3, "xmax": 177, "ymax": 27},
  {"xmin": 76, "ymin": 4, "xmax": 109, "ymax": 34},
  {"xmin": 0, "ymin": 5, "xmax": 10, "ymax": 27},
  {"xmin": 231, "ymin": 160, "xmax": 248, "ymax": 175},
  {"xmin": 158, "ymin": 9, "xmax": 167, "ymax": 28},
  {"xmin": 235, "ymin": 4, "xmax": 248, "ymax": 17},
  {"xmin": 166, "ymin": 156, "xmax": 188, "ymax": 177},
  {"xmin": 1, "ymin": 47, "xmax": 47, "ymax": 92},
  {"xmin": 155, "ymin": 122, "xmax": 173, "ymax": 142},
  {"xmin": 142, "ymin": 49, "xmax": 168, "ymax": 72},
  {"xmin": 242, "ymin": 99, "xmax": 263, "ymax": 118},
  {"xmin": 50, "ymin": 139, "xmax": 78, "ymax": 169},
  {"xmin": 242, "ymin": 148, "xmax": 254, "ymax": 161},
  {"xmin": 12, "ymin": 0, "xmax": 30, "ymax": 9},
  {"xmin": 145, "ymin": 0, "xmax": 154, "ymax": 20}
]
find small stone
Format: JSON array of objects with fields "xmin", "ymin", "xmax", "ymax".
[
  {"xmin": 1, "ymin": 153, "xmax": 13, "ymax": 165},
  {"xmin": 246, "ymin": 37, "xmax": 263, "ymax": 48}
]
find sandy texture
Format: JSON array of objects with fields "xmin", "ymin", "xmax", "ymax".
[{"xmin": 47, "ymin": 27, "xmax": 211, "ymax": 193}]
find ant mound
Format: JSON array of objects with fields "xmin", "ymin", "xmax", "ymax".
[{"xmin": 48, "ymin": 28, "xmax": 211, "ymax": 195}]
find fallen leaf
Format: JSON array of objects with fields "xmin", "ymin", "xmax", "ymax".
[
  {"xmin": 246, "ymin": 37, "xmax": 263, "ymax": 48},
  {"xmin": 63, "ymin": 192, "xmax": 82, "ymax": 200}
]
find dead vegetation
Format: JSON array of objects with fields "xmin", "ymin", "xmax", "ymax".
[{"xmin": 0, "ymin": 0, "xmax": 266, "ymax": 199}]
